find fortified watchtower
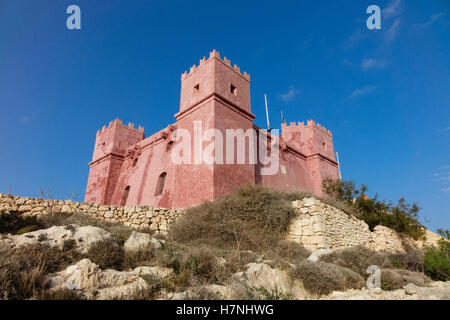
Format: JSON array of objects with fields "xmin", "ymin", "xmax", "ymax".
[
  {"xmin": 85, "ymin": 119, "xmax": 144, "ymax": 204},
  {"xmin": 281, "ymin": 120, "xmax": 338, "ymax": 194},
  {"xmin": 171, "ymin": 50, "xmax": 257, "ymax": 207}
]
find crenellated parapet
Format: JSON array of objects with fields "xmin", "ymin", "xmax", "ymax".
[
  {"xmin": 97, "ymin": 118, "xmax": 144, "ymax": 136},
  {"xmin": 181, "ymin": 49, "xmax": 250, "ymax": 81},
  {"xmin": 282, "ymin": 119, "xmax": 332, "ymax": 136}
]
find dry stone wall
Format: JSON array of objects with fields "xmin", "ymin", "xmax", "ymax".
[
  {"xmin": 287, "ymin": 197, "xmax": 409, "ymax": 253},
  {"xmin": 1, "ymin": 193, "xmax": 432, "ymax": 253},
  {"xmin": 0, "ymin": 193, "xmax": 181, "ymax": 232}
]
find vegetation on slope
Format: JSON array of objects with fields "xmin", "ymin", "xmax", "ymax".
[
  {"xmin": 322, "ymin": 178, "xmax": 426, "ymax": 240},
  {"xmin": 0, "ymin": 185, "xmax": 448, "ymax": 300}
]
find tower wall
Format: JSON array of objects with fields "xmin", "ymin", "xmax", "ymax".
[
  {"xmin": 85, "ymin": 119, "xmax": 145, "ymax": 204},
  {"xmin": 281, "ymin": 120, "xmax": 339, "ymax": 195},
  {"xmin": 171, "ymin": 50, "xmax": 255, "ymax": 208}
]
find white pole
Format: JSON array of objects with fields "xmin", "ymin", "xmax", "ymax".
[
  {"xmin": 336, "ymin": 152, "xmax": 342, "ymax": 180},
  {"xmin": 264, "ymin": 94, "xmax": 270, "ymax": 130}
]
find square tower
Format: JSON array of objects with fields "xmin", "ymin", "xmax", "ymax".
[{"xmin": 170, "ymin": 50, "xmax": 256, "ymax": 208}]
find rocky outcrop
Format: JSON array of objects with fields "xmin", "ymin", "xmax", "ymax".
[
  {"xmin": 2, "ymin": 225, "xmax": 113, "ymax": 253},
  {"xmin": 322, "ymin": 282, "xmax": 450, "ymax": 300},
  {"xmin": 48, "ymin": 259, "xmax": 173, "ymax": 300},
  {"xmin": 124, "ymin": 231, "xmax": 163, "ymax": 252}
]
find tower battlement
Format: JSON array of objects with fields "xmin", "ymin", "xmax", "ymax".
[
  {"xmin": 181, "ymin": 49, "xmax": 250, "ymax": 81},
  {"xmin": 282, "ymin": 119, "xmax": 332, "ymax": 136},
  {"xmin": 97, "ymin": 118, "xmax": 144, "ymax": 136}
]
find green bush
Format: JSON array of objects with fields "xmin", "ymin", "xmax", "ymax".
[
  {"xmin": 322, "ymin": 178, "xmax": 425, "ymax": 240},
  {"xmin": 0, "ymin": 212, "xmax": 44, "ymax": 235},
  {"xmin": 424, "ymin": 229, "xmax": 450, "ymax": 281}
]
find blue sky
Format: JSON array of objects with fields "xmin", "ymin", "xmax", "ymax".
[{"xmin": 0, "ymin": 0, "xmax": 448, "ymax": 231}]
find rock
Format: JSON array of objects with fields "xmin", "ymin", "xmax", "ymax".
[
  {"xmin": 321, "ymin": 281, "xmax": 450, "ymax": 300},
  {"xmin": 203, "ymin": 285, "xmax": 235, "ymax": 300},
  {"xmin": 73, "ymin": 226, "xmax": 114, "ymax": 253},
  {"xmin": 230, "ymin": 263, "xmax": 307, "ymax": 299},
  {"xmin": 49, "ymin": 259, "xmax": 100, "ymax": 293},
  {"xmin": 123, "ymin": 231, "xmax": 162, "ymax": 252},
  {"xmin": 302, "ymin": 198, "xmax": 317, "ymax": 207},
  {"xmin": 307, "ymin": 249, "xmax": 333, "ymax": 262},
  {"xmin": 404, "ymin": 283, "xmax": 419, "ymax": 295},
  {"xmin": 11, "ymin": 225, "xmax": 113, "ymax": 253},
  {"xmin": 133, "ymin": 266, "xmax": 173, "ymax": 279},
  {"xmin": 48, "ymin": 259, "xmax": 162, "ymax": 300}
]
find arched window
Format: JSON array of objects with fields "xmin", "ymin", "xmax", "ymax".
[
  {"xmin": 155, "ymin": 172, "xmax": 167, "ymax": 196},
  {"xmin": 121, "ymin": 186, "xmax": 130, "ymax": 206}
]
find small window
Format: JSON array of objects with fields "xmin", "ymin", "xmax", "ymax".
[
  {"xmin": 133, "ymin": 158, "xmax": 138, "ymax": 167},
  {"xmin": 230, "ymin": 84, "xmax": 237, "ymax": 96},
  {"xmin": 322, "ymin": 142, "xmax": 326, "ymax": 149},
  {"xmin": 121, "ymin": 186, "xmax": 130, "ymax": 206},
  {"xmin": 155, "ymin": 172, "xmax": 167, "ymax": 196},
  {"xmin": 194, "ymin": 84, "xmax": 200, "ymax": 93},
  {"xmin": 166, "ymin": 141, "xmax": 174, "ymax": 152}
]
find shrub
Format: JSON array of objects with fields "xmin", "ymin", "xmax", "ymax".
[
  {"xmin": 319, "ymin": 245, "xmax": 393, "ymax": 278},
  {"xmin": 290, "ymin": 260, "xmax": 364, "ymax": 296},
  {"xmin": 389, "ymin": 249, "xmax": 425, "ymax": 273},
  {"xmin": 152, "ymin": 242, "xmax": 230, "ymax": 292},
  {"xmin": 380, "ymin": 268, "xmax": 430, "ymax": 291},
  {"xmin": 170, "ymin": 185, "xmax": 297, "ymax": 251},
  {"xmin": 122, "ymin": 247, "xmax": 155, "ymax": 270},
  {"xmin": 0, "ymin": 243, "xmax": 79, "ymax": 299},
  {"xmin": 322, "ymin": 178, "xmax": 425, "ymax": 239},
  {"xmin": 0, "ymin": 212, "xmax": 44, "ymax": 235},
  {"xmin": 85, "ymin": 241, "xmax": 124, "ymax": 270},
  {"xmin": 267, "ymin": 240, "xmax": 310, "ymax": 266},
  {"xmin": 424, "ymin": 230, "xmax": 450, "ymax": 281}
]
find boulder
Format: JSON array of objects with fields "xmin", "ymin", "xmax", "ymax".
[
  {"xmin": 308, "ymin": 249, "xmax": 333, "ymax": 262},
  {"xmin": 48, "ymin": 259, "xmax": 174, "ymax": 300},
  {"xmin": 230, "ymin": 263, "xmax": 307, "ymax": 299},
  {"xmin": 123, "ymin": 231, "xmax": 162, "ymax": 252},
  {"xmin": 10, "ymin": 225, "xmax": 113, "ymax": 253}
]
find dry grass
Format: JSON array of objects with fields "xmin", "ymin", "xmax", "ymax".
[
  {"xmin": 380, "ymin": 268, "xmax": 430, "ymax": 291},
  {"xmin": 170, "ymin": 185, "xmax": 299, "ymax": 252},
  {"xmin": 290, "ymin": 260, "xmax": 365, "ymax": 296},
  {"xmin": 319, "ymin": 245, "xmax": 393, "ymax": 278},
  {"xmin": 0, "ymin": 242, "xmax": 80, "ymax": 300},
  {"xmin": 389, "ymin": 249, "xmax": 425, "ymax": 273},
  {"xmin": 85, "ymin": 240, "xmax": 125, "ymax": 270}
]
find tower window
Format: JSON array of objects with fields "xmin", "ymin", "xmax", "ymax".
[
  {"xmin": 155, "ymin": 172, "xmax": 167, "ymax": 196},
  {"xmin": 230, "ymin": 84, "xmax": 237, "ymax": 96},
  {"xmin": 322, "ymin": 142, "xmax": 326, "ymax": 149},
  {"xmin": 121, "ymin": 186, "xmax": 130, "ymax": 206},
  {"xmin": 133, "ymin": 158, "xmax": 138, "ymax": 167},
  {"xmin": 166, "ymin": 141, "xmax": 174, "ymax": 152},
  {"xmin": 194, "ymin": 84, "xmax": 200, "ymax": 93}
]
